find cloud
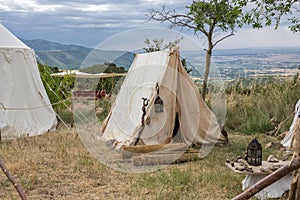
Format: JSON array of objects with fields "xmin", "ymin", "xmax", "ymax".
[
  {"xmin": 0, "ymin": 0, "xmax": 298, "ymax": 48},
  {"xmin": 0, "ymin": 0, "xmax": 63, "ymax": 12},
  {"xmin": 216, "ymin": 25, "xmax": 300, "ymax": 49}
]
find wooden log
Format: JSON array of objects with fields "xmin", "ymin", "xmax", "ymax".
[
  {"xmin": 121, "ymin": 143, "xmax": 189, "ymax": 153},
  {"xmin": 0, "ymin": 158, "xmax": 27, "ymax": 200},
  {"xmin": 289, "ymin": 116, "xmax": 300, "ymax": 200},
  {"xmin": 122, "ymin": 148, "xmax": 199, "ymax": 159},
  {"xmin": 232, "ymin": 157, "xmax": 300, "ymax": 200},
  {"xmin": 132, "ymin": 152, "xmax": 199, "ymax": 166},
  {"xmin": 121, "ymin": 143, "xmax": 192, "ymax": 159}
]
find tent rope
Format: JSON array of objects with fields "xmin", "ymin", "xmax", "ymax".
[
  {"xmin": 0, "ymin": 98, "xmax": 71, "ymax": 111},
  {"xmin": 42, "ymin": 80, "xmax": 89, "ymax": 124},
  {"xmin": 40, "ymin": 67, "xmax": 90, "ymax": 124}
]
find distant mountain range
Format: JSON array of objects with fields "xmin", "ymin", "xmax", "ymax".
[
  {"xmin": 21, "ymin": 39, "xmax": 135, "ymax": 70},
  {"xmin": 21, "ymin": 39, "xmax": 300, "ymax": 78}
]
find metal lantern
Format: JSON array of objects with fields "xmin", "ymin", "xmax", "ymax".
[
  {"xmin": 246, "ymin": 138, "xmax": 262, "ymax": 166},
  {"xmin": 154, "ymin": 96, "xmax": 164, "ymax": 113},
  {"xmin": 154, "ymin": 83, "xmax": 164, "ymax": 113}
]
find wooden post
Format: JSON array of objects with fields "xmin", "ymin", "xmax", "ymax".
[
  {"xmin": 0, "ymin": 158, "xmax": 27, "ymax": 200},
  {"xmin": 289, "ymin": 116, "xmax": 300, "ymax": 200}
]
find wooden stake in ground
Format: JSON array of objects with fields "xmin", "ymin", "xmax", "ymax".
[{"xmin": 0, "ymin": 158, "xmax": 27, "ymax": 200}]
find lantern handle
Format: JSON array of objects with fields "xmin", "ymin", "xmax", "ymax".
[{"xmin": 155, "ymin": 83, "xmax": 159, "ymax": 95}]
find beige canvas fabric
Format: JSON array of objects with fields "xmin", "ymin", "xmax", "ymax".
[{"xmin": 101, "ymin": 49, "xmax": 226, "ymax": 147}]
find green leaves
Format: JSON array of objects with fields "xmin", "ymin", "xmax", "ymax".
[
  {"xmin": 143, "ymin": 37, "xmax": 183, "ymax": 53},
  {"xmin": 38, "ymin": 62, "xmax": 73, "ymax": 111},
  {"xmin": 243, "ymin": 0, "xmax": 299, "ymax": 32},
  {"xmin": 188, "ymin": 0, "xmax": 243, "ymax": 33}
]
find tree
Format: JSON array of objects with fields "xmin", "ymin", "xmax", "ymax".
[
  {"xmin": 143, "ymin": 38, "xmax": 192, "ymax": 74},
  {"xmin": 143, "ymin": 38, "xmax": 182, "ymax": 53},
  {"xmin": 242, "ymin": 0, "xmax": 300, "ymax": 33},
  {"xmin": 148, "ymin": 0, "xmax": 245, "ymax": 100},
  {"xmin": 38, "ymin": 62, "xmax": 73, "ymax": 111}
]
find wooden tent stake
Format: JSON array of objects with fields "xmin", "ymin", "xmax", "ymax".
[{"xmin": 0, "ymin": 158, "xmax": 27, "ymax": 200}]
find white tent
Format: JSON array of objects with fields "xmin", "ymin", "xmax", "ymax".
[
  {"xmin": 101, "ymin": 49, "xmax": 227, "ymax": 148},
  {"xmin": 281, "ymin": 99, "xmax": 300, "ymax": 147},
  {"xmin": 0, "ymin": 24, "xmax": 57, "ymax": 138}
]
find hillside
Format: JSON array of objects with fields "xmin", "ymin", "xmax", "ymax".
[
  {"xmin": 22, "ymin": 39, "xmax": 134, "ymax": 70},
  {"xmin": 22, "ymin": 39, "xmax": 300, "ymax": 78}
]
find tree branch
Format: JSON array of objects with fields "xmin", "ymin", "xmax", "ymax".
[
  {"xmin": 0, "ymin": 158, "xmax": 27, "ymax": 200},
  {"xmin": 148, "ymin": 6, "xmax": 197, "ymax": 30},
  {"xmin": 212, "ymin": 32, "xmax": 235, "ymax": 49}
]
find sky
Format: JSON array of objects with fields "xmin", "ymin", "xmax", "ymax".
[{"xmin": 0, "ymin": 0, "xmax": 299, "ymax": 50}]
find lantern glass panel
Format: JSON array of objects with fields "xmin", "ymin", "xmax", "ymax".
[{"xmin": 154, "ymin": 96, "xmax": 164, "ymax": 113}]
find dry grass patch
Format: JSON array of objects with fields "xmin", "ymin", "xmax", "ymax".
[{"xmin": 0, "ymin": 127, "xmax": 287, "ymax": 199}]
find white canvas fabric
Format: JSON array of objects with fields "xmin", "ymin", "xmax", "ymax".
[
  {"xmin": 281, "ymin": 99, "xmax": 300, "ymax": 147},
  {"xmin": 0, "ymin": 24, "xmax": 29, "ymax": 49},
  {"xmin": 101, "ymin": 50, "xmax": 226, "ymax": 147},
  {"xmin": 0, "ymin": 24, "xmax": 57, "ymax": 138},
  {"xmin": 242, "ymin": 174, "xmax": 292, "ymax": 200}
]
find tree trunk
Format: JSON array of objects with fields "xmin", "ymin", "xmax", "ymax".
[{"xmin": 201, "ymin": 48, "xmax": 212, "ymax": 100}]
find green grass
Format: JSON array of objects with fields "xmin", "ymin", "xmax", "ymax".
[
  {"xmin": 224, "ymin": 76, "xmax": 300, "ymax": 134},
  {"xmin": 130, "ymin": 133, "xmax": 285, "ymax": 200}
]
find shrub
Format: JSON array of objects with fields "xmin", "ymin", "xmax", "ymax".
[{"xmin": 224, "ymin": 76, "xmax": 300, "ymax": 134}]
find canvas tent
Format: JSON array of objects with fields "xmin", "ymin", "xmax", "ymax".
[
  {"xmin": 0, "ymin": 24, "xmax": 57, "ymax": 138},
  {"xmin": 281, "ymin": 99, "xmax": 300, "ymax": 148},
  {"xmin": 101, "ymin": 49, "xmax": 227, "ymax": 148}
]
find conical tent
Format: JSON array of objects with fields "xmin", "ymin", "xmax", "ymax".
[
  {"xmin": 101, "ymin": 49, "xmax": 227, "ymax": 147},
  {"xmin": 0, "ymin": 24, "xmax": 57, "ymax": 138}
]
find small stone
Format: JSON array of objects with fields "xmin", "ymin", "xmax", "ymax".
[{"xmin": 267, "ymin": 155, "xmax": 279, "ymax": 162}]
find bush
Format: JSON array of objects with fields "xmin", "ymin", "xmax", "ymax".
[{"xmin": 225, "ymin": 76, "xmax": 300, "ymax": 134}]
